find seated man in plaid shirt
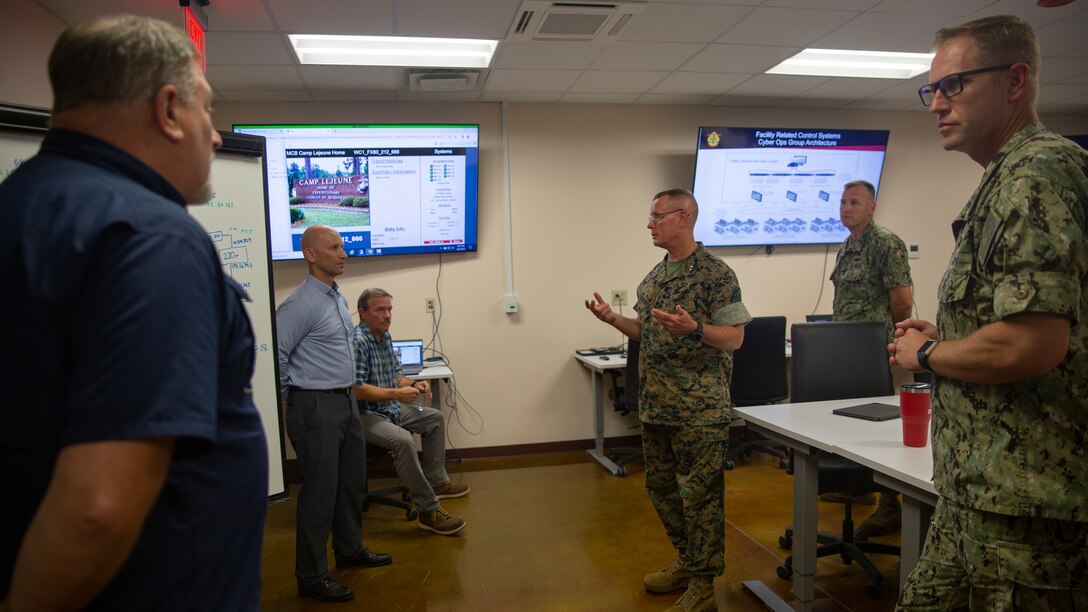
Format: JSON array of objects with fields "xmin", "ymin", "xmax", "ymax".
[{"xmin": 352, "ymin": 288, "xmax": 469, "ymax": 535}]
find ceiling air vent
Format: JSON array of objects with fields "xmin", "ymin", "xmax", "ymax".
[
  {"xmin": 507, "ymin": 0, "xmax": 646, "ymax": 42},
  {"xmin": 407, "ymin": 69, "xmax": 482, "ymax": 92}
]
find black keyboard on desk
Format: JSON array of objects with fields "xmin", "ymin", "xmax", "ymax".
[{"xmin": 576, "ymin": 346, "xmax": 626, "ymax": 357}]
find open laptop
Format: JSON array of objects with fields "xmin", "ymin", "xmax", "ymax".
[{"xmin": 391, "ymin": 339, "xmax": 425, "ymax": 375}]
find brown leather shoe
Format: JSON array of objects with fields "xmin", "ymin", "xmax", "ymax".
[
  {"xmin": 418, "ymin": 507, "xmax": 466, "ymax": 535},
  {"xmin": 433, "ymin": 480, "xmax": 469, "ymax": 499}
]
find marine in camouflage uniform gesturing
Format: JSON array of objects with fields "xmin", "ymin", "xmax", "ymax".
[
  {"xmin": 585, "ymin": 189, "xmax": 750, "ymax": 612},
  {"xmin": 891, "ymin": 15, "xmax": 1088, "ymax": 611}
]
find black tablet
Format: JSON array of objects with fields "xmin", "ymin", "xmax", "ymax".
[{"xmin": 832, "ymin": 402, "xmax": 901, "ymax": 422}]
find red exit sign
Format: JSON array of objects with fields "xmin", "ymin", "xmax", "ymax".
[{"xmin": 184, "ymin": 6, "xmax": 207, "ymax": 72}]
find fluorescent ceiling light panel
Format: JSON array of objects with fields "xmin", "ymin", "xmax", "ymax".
[
  {"xmin": 289, "ymin": 34, "xmax": 498, "ymax": 69},
  {"xmin": 767, "ymin": 48, "xmax": 934, "ymax": 79}
]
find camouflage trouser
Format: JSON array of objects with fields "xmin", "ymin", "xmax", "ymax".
[
  {"xmin": 641, "ymin": 422, "xmax": 728, "ymax": 577},
  {"xmin": 898, "ymin": 497, "xmax": 1088, "ymax": 611}
]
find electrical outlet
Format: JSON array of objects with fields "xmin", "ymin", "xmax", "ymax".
[
  {"xmin": 425, "ymin": 298, "xmax": 436, "ymax": 313},
  {"xmin": 611, "ymin": 289, "xmax": 627, "ymax": 307}
]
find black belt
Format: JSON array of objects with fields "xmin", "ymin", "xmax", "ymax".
[{"xmin": 289, "ymin": 385, "xmax": 353, "ymax": 395}]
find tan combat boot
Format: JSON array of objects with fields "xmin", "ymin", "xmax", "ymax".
[
  {"xmin": 665, "ymin": 576, "xmax": 716, "ymax": 612},
  {"xmin": 644, "ymin": 555, "xmax": 692, "ymax": 593},
  {"xmin": 857, "ymin": 492, "xmax": 902, "ymax": 538}
]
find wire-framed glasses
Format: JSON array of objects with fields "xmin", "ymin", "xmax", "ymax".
[
  {"xmin": 918, "ymin": 63, "xmax": 1014, "ymax": 106},
  {"xmin": 647, "ymin": 209, "xmax": 684, "ymax": 224}
]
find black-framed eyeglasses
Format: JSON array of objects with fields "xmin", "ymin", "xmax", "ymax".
[
  {"xmin": 918, "ymin": 63, "xmax": 1014, "ymax": 106},
  {"xmin": 647, "ymin": 209, "xmax": 684, "ymax": 224}
]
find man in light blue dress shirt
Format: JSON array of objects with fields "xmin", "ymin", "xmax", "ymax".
[{"xmin": 276, "ymin": 225, "xmax": 391, "ymax": 603}]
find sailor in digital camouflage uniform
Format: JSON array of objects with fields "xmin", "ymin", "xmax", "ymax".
[
  {"xmin": 829, "ymin": 179, "xmax": 913, "ymax": 536},
  {"xmin": 831, "ymin": 180, "xmax": 913, "ymax": 346},
  {"xmin": 586, "ymin": 188, "xmax": 750, "ymax": 612},
  {"xmin": 891, "ymin": 15, "xmax": 1088, "ymax": 610}
]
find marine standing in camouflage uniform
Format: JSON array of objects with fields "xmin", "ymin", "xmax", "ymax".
[
  {"xmin": 891, "ymin": 15, "xmax": 1088, "ymax": 610},
  {"xmin": 829, "ymin": 179, "xmax": 913, "ymax": 536},
  {"xmin": 586, "ymin": 189, "xmax": 751, "ymax": 612}
]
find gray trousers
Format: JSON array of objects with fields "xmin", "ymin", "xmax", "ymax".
[
  {"xmin": 362, "ymin": 405, "xmax": 449, "ymax": 513},
  {"xmin": 286, "ymin": 390, "xmax": 366, "ymax": 581}
]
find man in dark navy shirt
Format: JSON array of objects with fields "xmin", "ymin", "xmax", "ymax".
[{"xmin": 0, "ymin": 15, "xmax": 267, "ymax": 611}]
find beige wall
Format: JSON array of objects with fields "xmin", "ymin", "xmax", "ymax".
[{"xmin": 5, "ymin": 2, "xmax": 1088, "ymax": 454}]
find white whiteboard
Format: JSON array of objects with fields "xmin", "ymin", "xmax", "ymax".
[{"xmin": 0, "ymin": 105, "xmax": 287, "ymax": 499}]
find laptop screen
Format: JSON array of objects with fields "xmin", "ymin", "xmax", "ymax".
[{"xmin": 391, "ymin": 339, "xmax": 424, "ymax": 369}]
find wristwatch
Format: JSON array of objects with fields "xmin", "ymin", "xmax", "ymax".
[
  {"xmin": 917, "ymin": 339, "xmax": 939, "ymax": 372},
  {"xmin": 689, "ymin": 321, "xmax": 704, "ymax": 342}
]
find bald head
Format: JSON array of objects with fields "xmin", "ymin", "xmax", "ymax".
[{"xmin": 301, "ymin": 225, "xmax": 346, "ymax": 283}]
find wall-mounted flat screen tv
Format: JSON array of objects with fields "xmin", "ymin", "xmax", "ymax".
[
  {"xmin": 692, "ymin": 126, "xmax": 890, "ymax": 247},
  {"xmin": 233, "ymin": 123, "xmax": 479, "ymax": 260}
]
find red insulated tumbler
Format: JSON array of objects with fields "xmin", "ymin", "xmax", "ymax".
[{"xmin": 899, "ymin": 382, "xmax": 932, "ymax": 447}]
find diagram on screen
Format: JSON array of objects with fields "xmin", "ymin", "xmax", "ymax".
[{"xmin": 708, "ymin": 150, "xmax": 855, "ymax": 239}]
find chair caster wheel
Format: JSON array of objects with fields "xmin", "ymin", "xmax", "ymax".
[
  {"xmin": 779, "ymin": 535, "xmax": 792, "ymax": 550},
  {"xmin": 776, "ymin": 564, "xmax": 793, "ymax": 581},
  {"xmin": 616, "ymin": 466, "xmax": 627, "ymax": 476},
  {"xmin": 724, "ymin": 460, "xmax": 735, "ymax": 471},
  {"xmin": 406, "ymin": 509, "xmax": 418, "ymax": 520},
  {"xmin": 865, "ymin": 579, "xmax": 882, "ymax": 598}
]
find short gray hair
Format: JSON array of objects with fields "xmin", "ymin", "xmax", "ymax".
[
  {"xmin": 49, "ymin": 15, "xmax": 200, "ymax": 113},
  {"xmin": 933, "ymin": 15, "xmax": 1040, "ymax": 104},
  {"xmin": 843, "ymin": 180, "xmax": 875, "ymax": 200},
  {"xmin": 357, "ymin": 287, "xmax": 393, "ymax": 311},
  {"xmin": 653, "ymin": 188, "xmax": 699, "ymax": 222}
]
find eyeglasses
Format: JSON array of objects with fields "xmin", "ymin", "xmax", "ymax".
[
  {"xmin": 918, "ymin": 63, "xmax": 1014, "ymax": 106},
  {"xmin": 647, "ymin": 209, "xmax": 684, "ymax": 224}
]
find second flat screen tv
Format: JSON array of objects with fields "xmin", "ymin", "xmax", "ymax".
[
  {"xmin": 234, "ymin": 123, "xmax": 479, "ymax": 260},
  {"xmin": 692, "ymin": 127, "xmax": 890, "ymax": 247}
]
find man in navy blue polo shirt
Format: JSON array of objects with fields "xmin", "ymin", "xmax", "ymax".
[{"xmin": 0, "ymin": 15, "xmax": 268, "ymax": 611}]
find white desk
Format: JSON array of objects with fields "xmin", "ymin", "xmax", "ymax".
[
  {"xmin": 414, "ymin": 363, "xmax": 453, "ymax": 409},
  {"xmin": 734, "ymin": 397, "xmax": 936, "ymax": 611},
  {"xmin": 574, "ymin": 353, "xmax": 629, "ymax": 476}
]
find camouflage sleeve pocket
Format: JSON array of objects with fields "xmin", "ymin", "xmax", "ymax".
[{"xmin": 994, "ymin": 271, "xmax": 1080, "ymax": 321}]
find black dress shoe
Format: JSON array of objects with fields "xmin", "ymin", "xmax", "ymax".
[
  {"xmin": 336, "ymin": 546, "xmax": 393, "ymax": 568},
  {"xmin": 298, "ymin": 576, "xmax": 354, "ymax": 602}
]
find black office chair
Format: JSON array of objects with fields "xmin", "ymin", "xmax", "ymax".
[
  {"xmin": 362, "ymin": 444, "xmax": 417, "ymax": 520},
  {"xmin": 777, "ymin": 321, "xmax": 900, "ymax": 597},
  {"xmin": 725, "ymin": 316, "xmax": 789, "ymax": 470},
  {"xmin": 600, "ymin": 337, "xmax": 639, "ymax": 472}
]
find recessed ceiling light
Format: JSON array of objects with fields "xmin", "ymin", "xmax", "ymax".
[
  {"xmin": 289, "ymin": 34, "xmax": 498, "ymax": 69},
  {"xmin": 767, "ymin": 48, "xmax": 935, "ymax": 79}
]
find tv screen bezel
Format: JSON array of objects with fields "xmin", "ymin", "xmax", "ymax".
[
  {"xmin": 232, "ymin": 122, "xmax": 480, "ymax": 261},
  {"xmin": 691, "ymin": 126, "xmax": 891, "ymax": 248}
]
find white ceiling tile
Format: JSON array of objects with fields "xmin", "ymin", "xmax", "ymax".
[
  {"xmin": 207, "ymin": 65, "xmax": 306, "ymax": 89},
  {"xmin": 1038, "ymin": 83, "xmax": 1088, "ymax": 105},
  {"xmin": 214, "ymin": 89, "xmax": 313, "ymax": 102},
  {"xmin": 206, "ymin": 32, "xmax": 294, "ymax": 66},
  {"xmin": 709, "ymin": 94, "xmax": 789, "ymax": 107},
  {"xmin": 590, "ymin": 42, "xmax": 705, "ymax": 71},
  {"xmin": 870, "ymin": 0, "xmax": 994, "ymax": 17},
  {"xmin": 1034, "ymin": 22, "xmax": 1088, "ymax": 57},
  {"xmin": 395, "ymin": 91, "xmax": 482, "ymax": 102},
  {"xmin": 484, "ymin": 69, "xmax": 582, "ymax": 93},
  {"xmin": 681, "ymin": 44, "xmax": 798, "ymax": 74},
  {"xmin": 394, "ymin": 0, "xmax": 518, "ymax": 38},
  {"xmin": 653, "ymin": 0, "xmax": 762, "ymax": 5},
  {"xmin": 560, "ymin": 93, "xmax": 641, "ymax": 104},
  {"xmin": 969, "ymin": 0, "xmax": 1088, "ymax": 23},
  {"xmin": 765, "ymin": 0, "xmax": 881, "ymax": 10},
  {"xmin": 479, "ymin": 91, "xmax": 562, "ymax": 103},
  {"xmin": 718, "ymin": 7, "xmax": 859, "ymax": 46},
  {"xmin": 569, "ymin": 70, "xmax": 671, "ymax": 94},
  {"xmin": 725, "ymin": 74, "xmax": 830, "ymax": 97},
  {"xmin": 203, "ymin": 0, "xmax": 277, "ymax": 32},
  {"xmin": 1060, "ymin": 45, "xmax": 1088, "ymax": 60},
  {"xmin": 299, "ymin": 66, "xmax": 398, "ymax": 90},
  {"xmin": 813, "ymin": 12, "xmax": 954, "ymax": 51},
  {"xmin": 776, "ymin": 97, "xmax": 851, "ymax": 109},
  {"xmin": 308, "ymin": 90, "xmax": 397, "ymax": 102},
  {"xmin": 617, "ymin": 3, "xmax": 754, "ymax": 43},
  {"xmin": 844, "ymin": 98, "xmax": 921, "ymax": 111},
  {"xmin": 635, "ymin": 93, "xmax": 716, "ymax": 106},
  {"xmin": 650, "ymin": 72, "xmax": 749, "ymax": 95},
  {"xmin": 801, "ymin": 77, "xmax": 904, "ymax": 99},
  {"xmin": 493, "ymin": 41, "xmax": 606, "ymax": 70},
  {"xmin": 1041, "ymin": 58, "xmax": 1088, "ymax": 84},
  {"xmin": 264, "ymin": 0, "xmax": 394, "ymax": 35}
]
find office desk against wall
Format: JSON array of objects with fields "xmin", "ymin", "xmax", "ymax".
[{"xmin": 414, "ymin": 363, "xmax": 453, "ymax": 410}]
